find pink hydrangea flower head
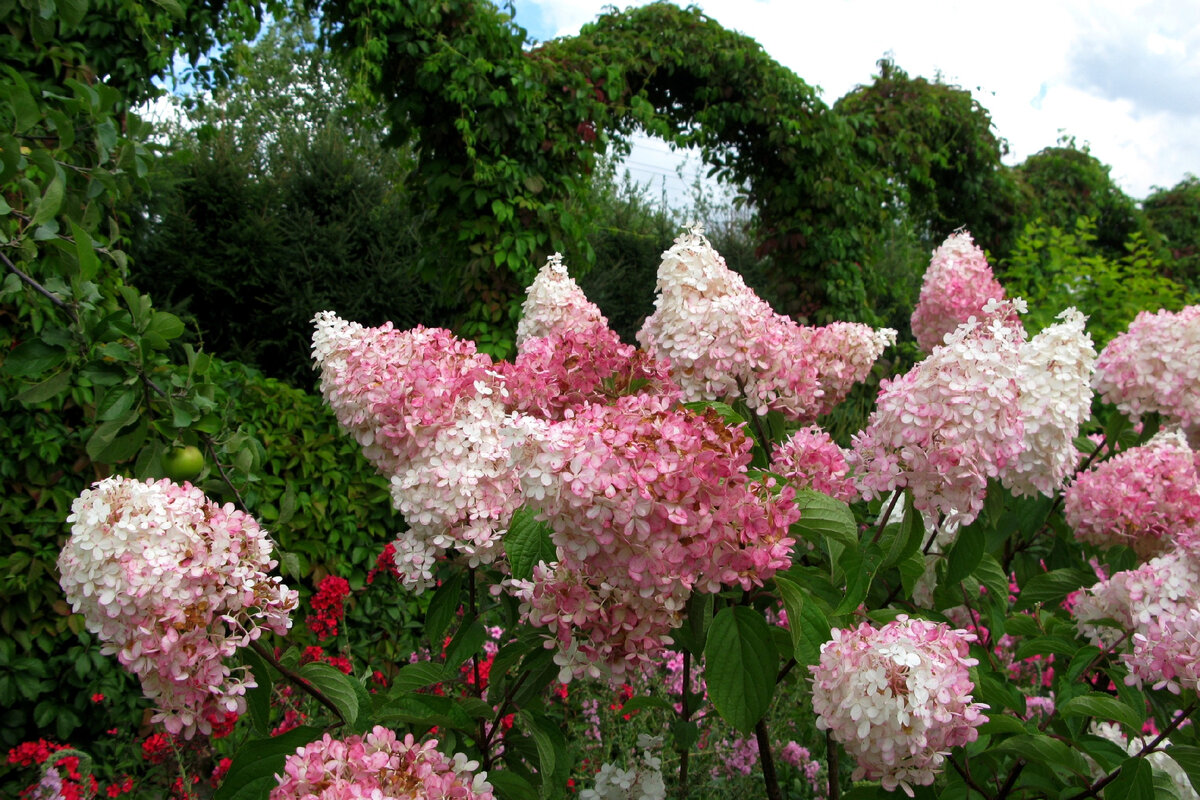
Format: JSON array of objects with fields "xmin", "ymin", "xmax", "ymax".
[
  {"xmin": 1093, "ymin": 305, "xmax": 1200, "ymax": 431},
  {"xmin": 770, "ymin": 425, "xmax": 858, "ymax": 502},
  {"xmin": 515, "ymin": 252, "xmax": 610, "ymax": 347},
  {"xmin": 271, "ymin": 726, "xmax": 495, "ymax": 800},
  {"xmin": 1065, "ymin": 430, "xmax": 1200, "ymax": 559},
  {"xmin": 1074, "ymin": 545, "xmax": 1200, "ymax": 693},
  {"xmin": 801, "ymin": 322, "xmax": 898, "ymax": 417},
  {"xmin": 849, "ymin": 298, "xmax": 1027, "ymax": 527},
  {"xmin": 810, "ymin": 616, "xmax": 987, "ymax": 795},
  {"xmin": 58, "ymin": 477, "xmax": 298, "ymax": 738},
  {"xmin": 1001, "ymin": 307, "xmax": 1097, "ymax": 497},
  {"xmin": 509, "ymin": 394, "xmax": 798, "ymax": 678},
  {"xmin": 911, "ymin": 230, "xmax": 1018, "ymax": 353},
  {"xmin": 498, "ymin": 321, "xmax": 679, "ymax": 421},
  {"xmin": 312, "ymin": 312, "xmax": 523, "ymax": 590},
  {"xmin": 636, "ymin": 225, "xmax": 826, "ymax": 420}
]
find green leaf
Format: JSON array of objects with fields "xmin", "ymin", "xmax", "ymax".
[
  {"xmin": 792, "ymin": 489, "xmax": 857, "ymax": 548},
  {"xmin": 443, "ymin": 619, "xmax": 485, "ymax": 673},
  {"xmin": 390, "ymin": 662, "xmax": 445, "ymax": 694},
  {"xmin": 70, "ymin": 222, "xmax": 101, "ymax": 281},
  {"xmin": 424, "ymin": 573, "xmax": 462, "ymax": 644},
  {"xmin": 31, "ymin": 175, "xmax": 64, "ymax": 226},
  {"xmin": 212, "ymin": 727, "xmax": 324, "ymax": 800},
  {"xmin": 147, "ymin": 311, "xmax": 185, "ymax": 341},
  {"xmin": 518, "ymin": 710, "xmax": 570, "ymax": 799},
  {"xmin": 975, "ymin": 554, "xmax": 1010, "ymax": 602},
  {"xmin": 4, "ymin": 339, "xmax": 66, "ymax": 377},
  {"xmin": 704, "ymin": 606, "xmax": 777, "ymax": 736},
  {"xmin": 945, "ymin": 526, "xmax": 985, "ymax": 585},
  {"xmin": 240, "ymin": 647, "xmax": 273, "ymax": 737},
  {"xmin": 1104, "ymin": 757, "xmax": 1153, "ymax": 800},
  {"xmin": 977, "ymin": 715, "xmax": 1027, "ymax": 736},
  {"xmin": 1058, "ymin": 694, "xmax": 1143, "ymax": 731},
  {"xmin": 1017, "ymin": 568, "xmax": 1092, "ymax": 610},
  {"xmin": 296, "ymin": 662, "xmax": 359, "ymax": 726},
  {"xmin": 774, "ymin": 576, "xmax": 830, "ymax": 668},
  {"xmin": 487, "ymin": 770, "xmax": 539, "ymax": 800},
  {"xmin": 16, "ymin": 370, "xmax": 71, "ymax": 404},
  {"xmin": 57, "ymin": 0, "xmax": 87, "ymax": 26},
  {"xmin": 503, "ymin": 506, "xmax": 557, "ymax": 582},
  {"xmin": 992, "ymin": 733, "xmax": 1089, "ymax": 778}
]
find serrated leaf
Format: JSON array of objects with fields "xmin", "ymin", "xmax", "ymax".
[
  {"xmin": 977, "ymin": 715, "xmax": 1027, "ymax": 736},
  {"xmin": 390, "ymin": 662, "xmax": 445, "ymax": 694},
  {"xmin": 704, "ymin": 606, "xmax": 777, "ymax": 735},
  {"xmin": 297, "ymin": 662, "xmax": 359, "ymax": 726},
  {"xmin": 792, "ymin": 489, "xmax": 858, "ymax": 548},
  {"xmin": 775, "ymin": 576, "xmax": 830, "ymax": 668},
  {"xmin": 1059, "ymin": 694, "xmax": 1143, "ymax": 731},
  {"xmin": 1017, "ymin": 568, "xmax": 1092, "ymax": 610},
  {"xmin": 212, "ymin": 727, "xmax": 323, "ymax": 800},
  {"xmin": 147, "ymin": 311, "xmax": 185, "ymax": 340},
  {"xmin": 1105, "ymin": 757, "xmax": 1153, "ymax": 800},
  {"xmin": 993, "ymin": 733, "xmax": 1089, "ymax": 778},
  {"xmin": 503, "ymin": 506, "xmax": 557, "ymax": 582},
  {"xmin": 975, "ymin": 554, "xmax": 1009, "ymax": 602}
]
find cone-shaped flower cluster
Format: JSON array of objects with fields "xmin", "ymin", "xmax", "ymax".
[
  {"xmin": 1093, "ymin": 305, "xmax": 1200, "ymax": 431},
  {"xmin": 58, "ymin": 477, "xmax": 297, "ymax": 738},
  {"xmin": 510, "ymin": 394, "xmax": 798, "ymax": 680},
  {"xmin": 1065, "ymin": 430, "xmax": 1200, "ymax": 559},
  {"xmin": 312, "ymin": 312, "xmax": 521, "ymax": 590},
  {"xmin": 637, "ymin": 225, "xmax": 894, "ymax": 421},
  {"xmin": 849, "ymin": 299, "xmax": 1027, "ymax": 527},
  {"xmin": 514, "ymin": 252, "xmax": 609, "ymax": 347},
  {"xmin": 911, "ymin": 230, "xmax": 1016, "ymax": 353},
  {"xmin": 770, "ymin": 425, "xmax": 858, "ymax": 503},
  {"xmin": 271, "ymin": 726, "xmax": 495, "ymax": 800},
  {"xmin": 810, "ymin": 617, "xmax": 987, "ymax": 795},
  {"xmin": 1000, "ymin": 307, "xmax": 1096, "ymax": 498}
]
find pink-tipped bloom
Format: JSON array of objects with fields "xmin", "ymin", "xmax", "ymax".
[
  {"xmin": 802, "ymin": 322, "xmax": 897, "ymax": 417},
  {"xmin": 1073, "ymin": 544, "xmax": 1200, "ymax": 693},
  {"xmin": 498, "ymin": 321, "xmax": 679, "ymax": 421},
  {"xmin": 637, "ymin": 226, "xmax": 824, "ymax": 420},
  {"xmin": 312, "ymin": 312, "xmax": 522, "ymax": 590},
  {"xmin": 849, "ymin": 299, "xmax": 1027, "ymax": 527},
  {"xmin": 271, "ymin": 726, "xmax": 494, "ymax": 800},
  {"xmin": 509, "ymin": 393, "xmax": 798, "ymax": 679},
  {"xmin": 1065, "ymin": 430, "xmax": 1200, "ymax": 559},
  {"xmin": 1093, "ymin": 305, "xmax": 1200, "ymax": 431},
  {"xmin": 770, "ymin": 425, "xmax": 858, "ymax": 503},
  {"xmin": 1001, "ymin": 307, "xmax": 1097, "ymax": 498},
  {"xmin": 810, "ymin": 617, "xmax": 987, "ymax": 795},
  {"xmin": 911, "ymin": 230, "xmax": 1018, "ymax": 353},
  {"xmin": 58, "ymin": 477, "xmax": 297, "ymax": 738},
  {"xmin": 515, "ymin": 252, "xmax": 609, "ymax": 347}
]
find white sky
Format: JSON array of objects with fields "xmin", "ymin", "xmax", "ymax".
[{"xmin": 510, "ymin": 0, "xmax": 1200, "ymax": 205}]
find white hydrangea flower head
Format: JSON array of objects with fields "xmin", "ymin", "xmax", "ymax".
[
  {"xmin": 515, "ymin": 252, "xmax": 609, "ymax": 348},
  {"xmin": 1001, "ymin": 307, "xmax": 1097, "ymax": 497}
]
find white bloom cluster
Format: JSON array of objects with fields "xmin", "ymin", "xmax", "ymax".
[
  {"xmin": 1001, "ymin": 307, "xmax": 1097, "ymax": 497},
  {"xmin": 515, "ymin": 253, "xmax": 609, "ymax": 347},
  {"xmin": 580, "ymin": 735, "xmax": 666, "ymax": 800}
]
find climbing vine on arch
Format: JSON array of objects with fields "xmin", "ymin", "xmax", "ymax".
[{"xmin": 318, "ymin": 0, "xmax": 893, "ymax": 335}]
